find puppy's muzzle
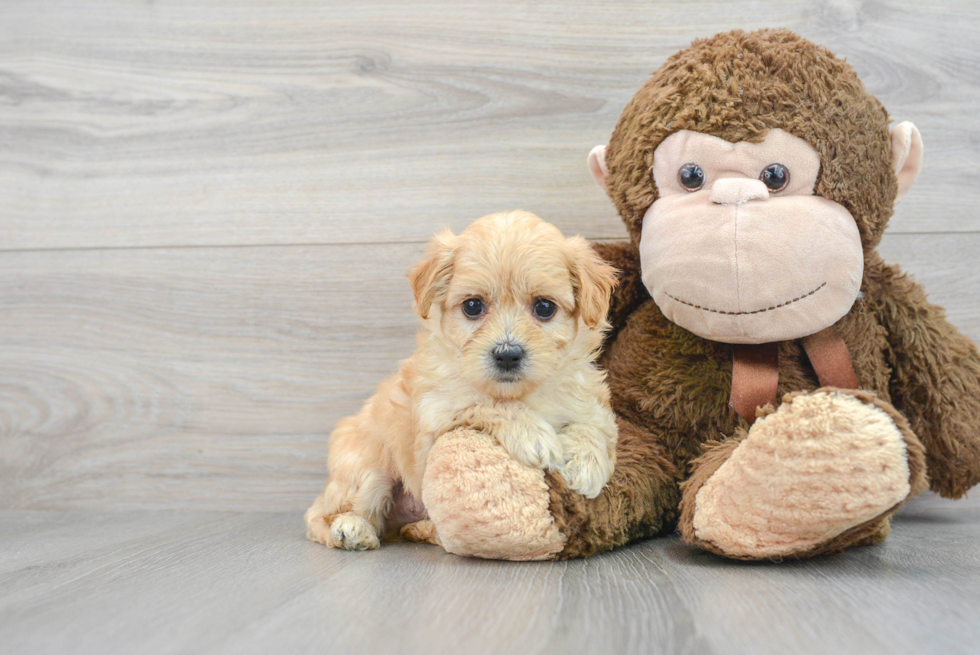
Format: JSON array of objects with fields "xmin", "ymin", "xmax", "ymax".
[{"xmin": 491, "ymin": 343, "xmax": 525, "ymax": 375}]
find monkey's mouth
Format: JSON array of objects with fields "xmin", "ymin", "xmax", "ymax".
[{"xmin": 664, "ymin": 282, "xmax": 826, "ymax": 316}]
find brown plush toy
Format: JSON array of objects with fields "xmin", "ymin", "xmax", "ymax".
[{"xmin": 405, "ymin": 28, "xmax": 980, "ymax": 561}]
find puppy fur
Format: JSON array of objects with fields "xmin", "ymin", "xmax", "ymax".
[{"xmin": 305, "ymin": 210, "xmax": 620, "ymax": 550}]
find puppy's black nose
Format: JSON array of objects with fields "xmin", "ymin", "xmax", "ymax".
[{"xmin": 492, "ymin": 344, "xmax": 525, "ymax": 372}]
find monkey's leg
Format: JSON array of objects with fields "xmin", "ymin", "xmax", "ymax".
[{"xmin": 679, "ymin": 388, "xmax": 927, "ymax": 560}]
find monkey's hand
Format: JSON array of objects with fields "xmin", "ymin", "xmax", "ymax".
[{"xmin": 450, "ymin": 403, "xmax": 564, "ymax": 472}]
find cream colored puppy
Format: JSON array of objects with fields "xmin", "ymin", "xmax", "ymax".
[{"xmin": 305, "ymin": 210, "xmax": 619, "ymax": 551}]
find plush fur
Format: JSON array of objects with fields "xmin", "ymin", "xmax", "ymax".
[
  {"xmin": 415, "ymin": 28, "xmax": 980, "ymax": 562},
  {"xmin": 688, "ymin": 389, "xmax": 925, "ymax": 558},
  {"xmin": 414, "ymin": 428, "xmax": 566, "ymax": 561},
  {"xmin": 605, "ymin": 28, "xmax": 897, "ymax": 249},
  {"xmin": 305, "ymin": 210, "xmax": 620, "ymax": 550}
]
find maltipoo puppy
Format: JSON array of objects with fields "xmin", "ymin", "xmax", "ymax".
[{"xmin": 305, "ymin": 210, "xmax": 619, "ymax": 550}]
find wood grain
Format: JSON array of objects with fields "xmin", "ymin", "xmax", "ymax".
[
  {"xmin": 1, "ymin": 4, "xmax": 979, "ymax": 651},
  {"xmin": 0, "ymin": 233, "xmax": 977, "ymax": 511},
  {"xmin": 1, "ymin": 0, "xmax": 978, "ymax": 250},
  {"xmin": 0, "ymin": 242, "xmax": 422, "ymax": 510},
  {"xmin": 1, "ymin": 492, "xmax": 978, "ymax": 655}
]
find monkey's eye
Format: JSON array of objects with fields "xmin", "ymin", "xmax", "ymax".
[
  {"xmin": 678, "ymin": 163, "xmax": 705, "ymax": 191},
  {"xmin": 760, "ymin": 163, "xmax": 790, "ymax": 192},
  {"xmin": 462, "ymin": 298, "xmax": 484, "ymax": 319},
  {"xmin": 532, "ymin": 298, "xmax": 557, "ymax": 321}
]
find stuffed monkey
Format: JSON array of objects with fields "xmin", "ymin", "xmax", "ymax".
[{"xmin": 408, "ymin": 29, "xmax": 980, "ymax": 560}]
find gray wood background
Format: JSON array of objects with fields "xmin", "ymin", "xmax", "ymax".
[
  {"xmin": 1, "ymin": 0, "xmax": 979, "ymax": 512},
  {"xmin": 3, "ymin": 3, "xmax": 980, "ymax": 655}
]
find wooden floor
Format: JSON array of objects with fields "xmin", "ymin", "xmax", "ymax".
[
  {"xmin": 2, "ymin": 493, "xmax": 979, "ymax": 655},
  {"xmin": 3, "ymin": 1, "xmax": 980, "ymax": 653}
]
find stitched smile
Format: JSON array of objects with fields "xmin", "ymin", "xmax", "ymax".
[{"xmin": 664, "ymin": 282, "xmax": 827, "ymax": 316}]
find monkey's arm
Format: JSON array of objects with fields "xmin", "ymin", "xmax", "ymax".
[
  {"xmin": 872, "ymin": 259, "xmax": 980, "ymax": 498},
  {"xmin": 590, "ymin": 241, "xmax": 650, "ymax": 339}
]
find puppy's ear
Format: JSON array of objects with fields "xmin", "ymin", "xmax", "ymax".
[
  {"xmin": 566, "ymin": 236, "xmax": 618, "ymax": 329},
  {"xmin": 408, "ymin": 228, "xmax": 457, "ymax": 319}
]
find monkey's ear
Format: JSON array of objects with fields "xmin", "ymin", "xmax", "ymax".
[
  {"xmin": 588, "ymin": 145, "xmax": 609, "ymax": 192},
  {"xmin": 890, "ymin": 121, "xmax": 923, "ymax": 204},
  {"xmin": 566, "ymin": 236, "xmax": 618, "ymax": 329},
  {"xmin": 407, "ymin": 229, "xmax": 456, "ymax": 319}
]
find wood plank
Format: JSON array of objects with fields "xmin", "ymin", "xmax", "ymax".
[
  {"xmin": 0, "ymin": 492, "xmax": 978, "ymax": 655},
  {"xmin": 0, "ymin": 241, "xmax": 424, "ymax": 510},
  {"xmin": 0, "ymin": 232, "xmax": 978, "ymax": 511},
  {"xmin": 1, "ymin": 0, "xmax": 978, "ymax": 250}
]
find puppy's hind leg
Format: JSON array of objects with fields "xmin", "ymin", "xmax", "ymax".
[
  {"xmin": 305, "ymin": 414, "xmax": 395, "ymax": 551},
  {"xmin": 305, "ymin": 481, "xmax": 389, "ymax": 551},
  {"xmin": 400, "ymin": 520, "xmax": 442, "ymax": 546}
]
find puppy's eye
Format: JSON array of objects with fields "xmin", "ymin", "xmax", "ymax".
[
  {"xmin": 678, "ymin": 163, "xmax": 705, "ymax": 191},
  {"xmin": 532, "ymin": 298, "xmax": 557, "ymax": 321},
  {"xmin": 461, "ymin": 298, "xmax": 484, "ymax": 319},
  {"xmin": 760, "ymin": 163, "xmax": 790, "ymax": 192}
]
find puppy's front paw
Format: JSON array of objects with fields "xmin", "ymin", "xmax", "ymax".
[
  {"xmin": 506, "ymin": 430, "xmax": 565, "ymax": 472},
  {"xmin": 559, "ymin": 449, "xmax": 614, "ymax": 499},
  {"xmin": 330, "ymin": 513, "xmax": 380, "ymax": 551},
  {"xmin": 468, "ymin": 404, "xmax": 565, "ymax": 472}
]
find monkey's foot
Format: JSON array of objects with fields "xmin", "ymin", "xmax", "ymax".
[{"xmin": 682, "ymin": 388, "xmax": 927, "ymax": 560}]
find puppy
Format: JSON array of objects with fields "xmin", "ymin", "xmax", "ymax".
[{"xmin": 305, "ymin": 210, "xmax": 619, "ymax": 551}]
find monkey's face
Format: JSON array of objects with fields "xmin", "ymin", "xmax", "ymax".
[{"xmin": 638, "ymin": 129, "xmax": 864, "ymax": 344}]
